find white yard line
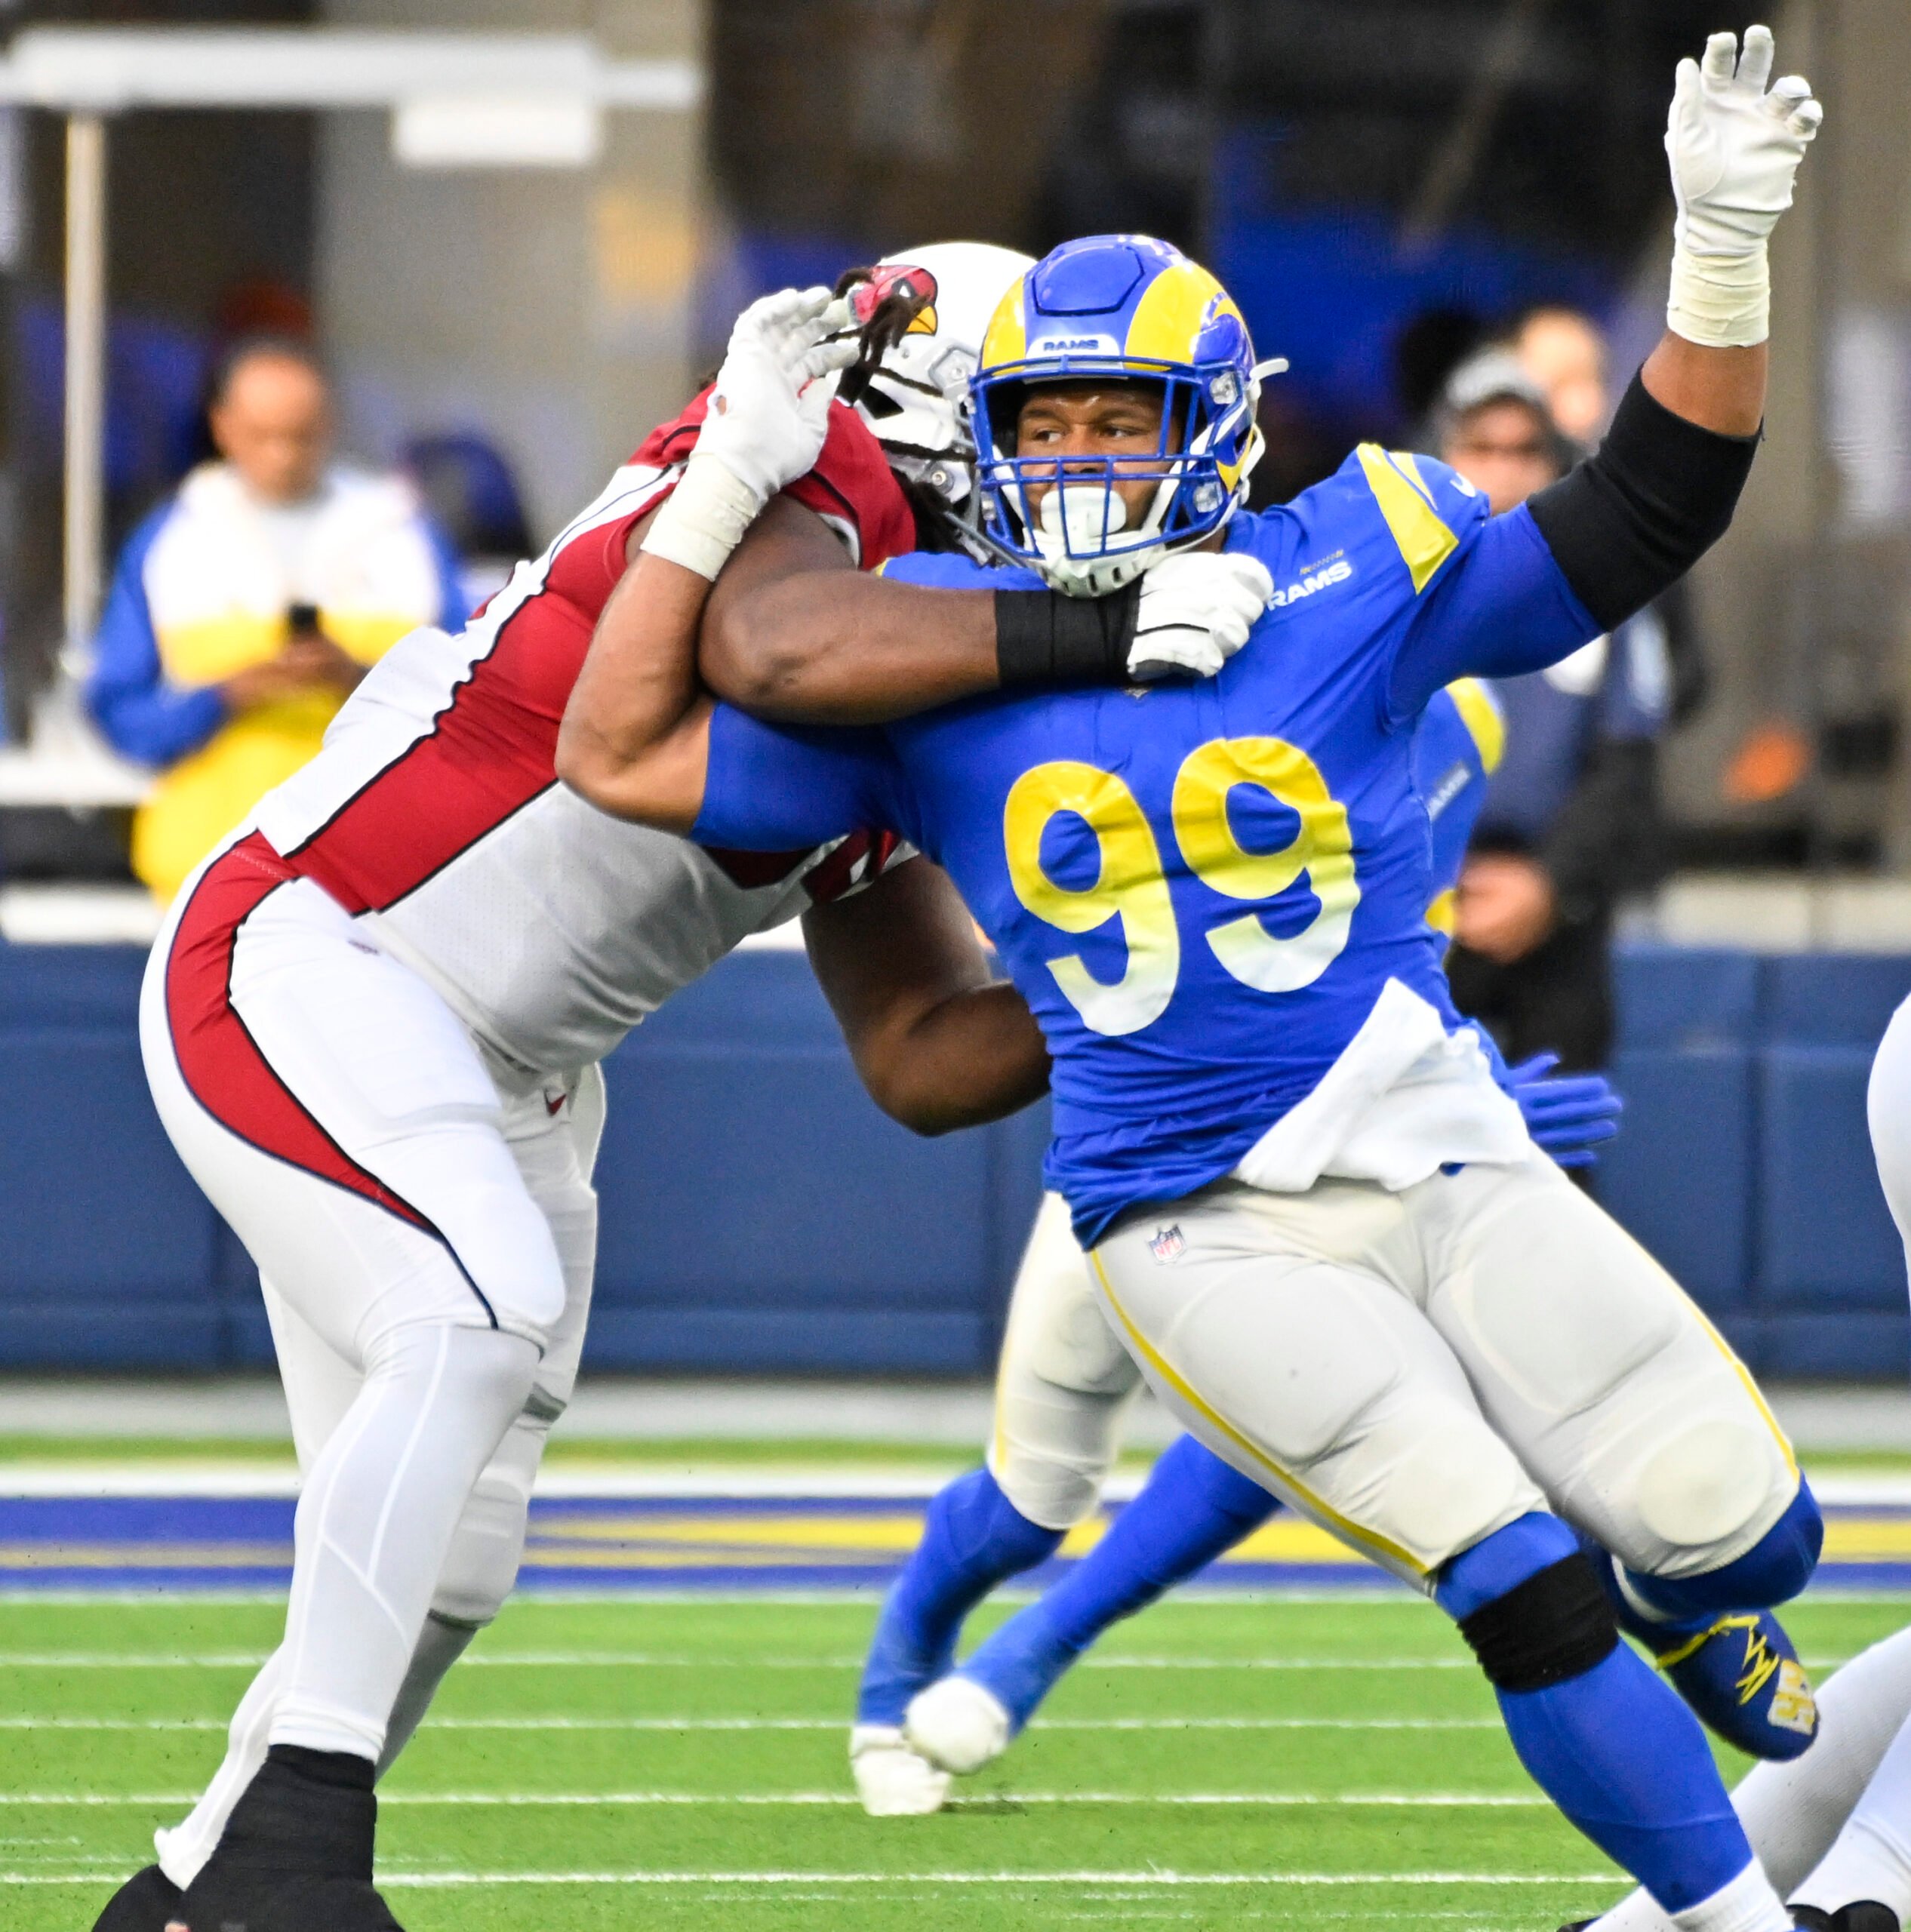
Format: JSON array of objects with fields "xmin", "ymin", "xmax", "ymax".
[
  {"xmin": 0, "ymin": 1867, "xmax": 1627, "ymax": 1887},
  {"xmin": 0, "ymin": 1586, "xmax": 1420, "ymax": 1605},
  {"xmin": 0, "ymin": 1650, "xmax": 1860, "ymax": 1672},
  {"xmin": 0, "ymin": 1715, "xmax": 1509, "ymax": 1736},
  {"xmin": 0, "ymin": 1789, "xmax": 1551, "ymax": 1808},
  {"xmin": 0, "ymin": 1466, "xmax": 1903, "ymax": 1503},
  {"xmin": 0, "ymin": 1651, "xmax": 1479, "ymax": 1669}
]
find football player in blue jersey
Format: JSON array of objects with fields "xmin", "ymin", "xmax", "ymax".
[
  {"xmin": 560, "ymin": 30, "xmax": 1825, "ymax": 1932},
  {"xmin": 869, "ymin": 676, "xmax": 1633, "ymax": 1816}
]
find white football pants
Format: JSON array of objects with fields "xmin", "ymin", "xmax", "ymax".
[
  {"xmin": 141, "ymin": 835, "xmax": 604, "ymax": 1886},
  {"xmin": 1091, "ymin": 1152, "xmax": 1799, "ymax": 1586},
  {"xmin": 1588, "ymin": 995, "xmax": 1911, "ymax": 1932},
  {"xmin": 987, "ymin": 1190, "xmax": 1143, "ymax": 1531}
]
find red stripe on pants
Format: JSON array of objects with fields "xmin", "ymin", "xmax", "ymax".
[{"xmin": 165, "ymin": 831, "xmax": 432, "ymax": 1229}]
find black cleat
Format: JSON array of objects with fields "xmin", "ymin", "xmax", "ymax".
[
  {"xmin": 91, "ymin": 1863, "xmax": 183, "ymax": 1932},
  {"xmin": 1787, "ymin": 1904, "xmax": 1899, "ymax": 1932},
  {"xmin": 169, "ymin": 1746, "xmax": 404, "ymax": 1932},
  {"xmin": 174, "ymin": 1872, "xmax": 403, "ymax": 1932},
  {"xmin": 1833, "ymin": 1907, "xmax": 1900, "ymax": 1932}
]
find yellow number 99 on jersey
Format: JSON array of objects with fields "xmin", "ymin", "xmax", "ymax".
[
  {"xmin": 1003, "ymin": 762, "xmax": 1182, "ymax": 1038},
  {"xmin": 1172, "ymin": 739, "xmax": 1359, "ymax": 993},
  {"xmin": 1003, "ymin": 740, "xmax": 1361, "ymax": 1037}
]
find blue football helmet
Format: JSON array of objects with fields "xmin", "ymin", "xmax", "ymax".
[{"xmin": 969, "ymin": 235, "xmax": 1283, "ymax": 595}]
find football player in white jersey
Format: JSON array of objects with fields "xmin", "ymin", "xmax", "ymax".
[
  {"xmin": 98, "ymin": 253, "xmax": 1264, "ymax": 1932},
  {"xmin": 1573, "ymin": 1001, "xmax": 1911, "ymax": 1932}
]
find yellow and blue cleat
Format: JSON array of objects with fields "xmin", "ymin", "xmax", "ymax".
[{"xmin": 1642, "ymin": 1609, "xmax": 1818, "ymax": 1760}]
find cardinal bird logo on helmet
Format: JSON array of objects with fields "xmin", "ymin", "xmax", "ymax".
[{"xmin": 836, "ymin": 263, "xmax": 940, "ymax": 406}]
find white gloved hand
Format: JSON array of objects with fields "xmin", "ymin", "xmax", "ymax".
[
  {"xmin": 1664, "ymin": 26, "xmax": 1822, "ymax": 348},
  {"xmin": 1127, "ymin": 551, "xmax": 1275, "ymax": 684},
  {"xmin": 643, "ymin": 285, "xmax": 858, "ymax": 580}
]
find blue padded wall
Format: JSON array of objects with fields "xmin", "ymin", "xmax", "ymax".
[
  {"xmin": 589, "ymin": 952, "xmax": 1048, "ymax": 1374},
  {"xmin": 1751, "ymin": 956, "xmax": 1909, "ymax": 1376},
  {"xmin": 1599, "ymin": 949, "xmax": 1759, "ymax": 1318},
  {"xmin": 2, "ymin": 937, "xmax": 1907, "ymax": 1379},
  {"xmin": 1757, "ymin": 1045, "xmax": 1902, "ymax": 1309},
  {"xmin": 0, "ymin": 949, "xmax": 228, "ymax": 1367},
  {"xmin": 1763, "ymin": 955, "xmax": 1911, "ymax": 1046}
]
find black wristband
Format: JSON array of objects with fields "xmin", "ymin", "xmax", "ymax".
[
  {"xmin": 1527, "ymin": 371, "xmax": 1759, "ymax": 631},
  {"xmin": 995, "ymin": 583, "xmax": 1141, "ymax": 688}
]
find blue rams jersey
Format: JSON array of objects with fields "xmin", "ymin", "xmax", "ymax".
[{"xmin": 696, "ymin": 446, "xmax": 1595, "ymax": 1241}]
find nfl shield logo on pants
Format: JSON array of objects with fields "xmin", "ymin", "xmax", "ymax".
[{"xmin": 1149, "ymin": 1223, "xmax": 1186, "ymax": 1264}]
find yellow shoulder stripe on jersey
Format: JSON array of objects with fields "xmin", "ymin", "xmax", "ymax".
[
  {"xmin": 1425, "ymin": 887, "xmax": 1457, "ymax": 936},
  {"xmin": 1089, "ymin": 1249, "xmax": 1428, "ymax": 1578},
  {"xmin": 1356, "ymin": 443, "xmax": 1458, "ymax": 595},
  {"xmin": 1445, "ymin": 676, "xmax": 1505, "ymax": 774}
]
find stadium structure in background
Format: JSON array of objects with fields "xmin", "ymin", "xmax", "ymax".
[{"xmin": 0, "ymin": 0, "xmax": 1903, "ymax": 869}]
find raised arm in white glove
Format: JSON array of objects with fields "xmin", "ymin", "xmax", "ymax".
[
  {"xmin": 1665, "ymin": 25, "xmax": 1822, "ymax": 349},
  {"xmin": 1126, "ymin": 550, "xmax": 1276, "ymax": 683},
  {"xmin": 643, "ymin": 286, "xmax": 859, "ymax": 580}
]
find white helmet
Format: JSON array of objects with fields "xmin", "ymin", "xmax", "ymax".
[{"xmin": 838, "ymin": 241, "xmax": 1035, "ymax": 525}]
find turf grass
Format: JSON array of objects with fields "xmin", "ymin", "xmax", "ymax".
[{"xmin": 2, "ymin": 1589, "xmax": 1906, "ymax": 1930}]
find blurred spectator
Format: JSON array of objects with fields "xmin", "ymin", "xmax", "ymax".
[
  {"xmin": 1512, "ymin": 304, "xmax": 1710, "ymax": 726},
  {"xmin": 86, "ymin": 337, "xmax": 463, "ymax": 903},
  {"xmin": 1437, "ymin": 350, "xmax": 1673, "ymax": 1070},
  {"xmin": 1511, "ymin": 303, "xmax": 1609, "ymax": 443},
  {"xmin": 403, "ymin": 433, "xmax": 536, "ymax": 611},
  {"xmin": 1392, "ymin": 305, "xmax": 1487, "ymax": 429}
]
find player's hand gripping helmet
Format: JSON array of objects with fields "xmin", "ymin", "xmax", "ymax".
[
  {"xmin": 971, "ymin": 235, "xmax": 1284, "ymax": 595},
  {"xmin": 832, "ymin": 242, "xmax": 1035, "ymax": 539}
]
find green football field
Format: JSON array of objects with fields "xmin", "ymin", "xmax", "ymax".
[{"xmin": 5, "ymin": 1589, "xmax": 1907, "ymax": 1932}]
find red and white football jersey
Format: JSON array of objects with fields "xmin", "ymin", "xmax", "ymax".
[{"xmin": 251, "ymin": 394, "xmax": 918, "ymax": 1084}]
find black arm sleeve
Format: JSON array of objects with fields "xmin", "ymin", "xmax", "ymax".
[{"xmin": 1525, "ymin": 374, "xmax": 1759, "ymax": 632}]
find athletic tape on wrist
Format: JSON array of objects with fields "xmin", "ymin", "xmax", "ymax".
[
  {"xmin": 996, "ymin": 581, "xmax": 1141, "ymax": 688},
  {"xmin": 1668, "ymin": 242, "xmax": 1769, "ymax": 349},
  {"xmin": 640, "ymin": 452, "xmax": 765, "ymax": 581}
]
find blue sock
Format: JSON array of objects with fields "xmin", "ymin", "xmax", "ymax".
[
  {"xmin": 1620, "ymin": 1478, "xmax": 1823, "ymax": 1629},
  {"xmin": 959, "ymin": 1435, "xmax": 1278, "ymax": 1729},
  {"xmin": 1439, "ymin": 1513, "xmax": 1759, "ymax": 1912},
  {"xmin": 855, "ymin": 1467, "xmax": 1061, "ymax": 1726}
]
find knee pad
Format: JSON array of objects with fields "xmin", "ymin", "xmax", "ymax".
[
  {"xmin": 989, "ymin": 1340, "xmax": 1138, "ymax": 1532},
  {"xmin": 1439, "ymin": 1513, "xmax": 1619, "ymax": 1693},
  {"xmin": 989, "ymin": 1383, "xmax": 1133, "ymax": 1532},
  {"xmin": 430, "ymin": 1409, "xmax": 549, "ymax": 1626},
  {"xmin": 1631, "ymin": 1411, "xmax": 1794, "ymax": 1556},
  {"xmin": 1626, "ymin": 1478, "xmax": 1823, "ymax": 1622}
]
